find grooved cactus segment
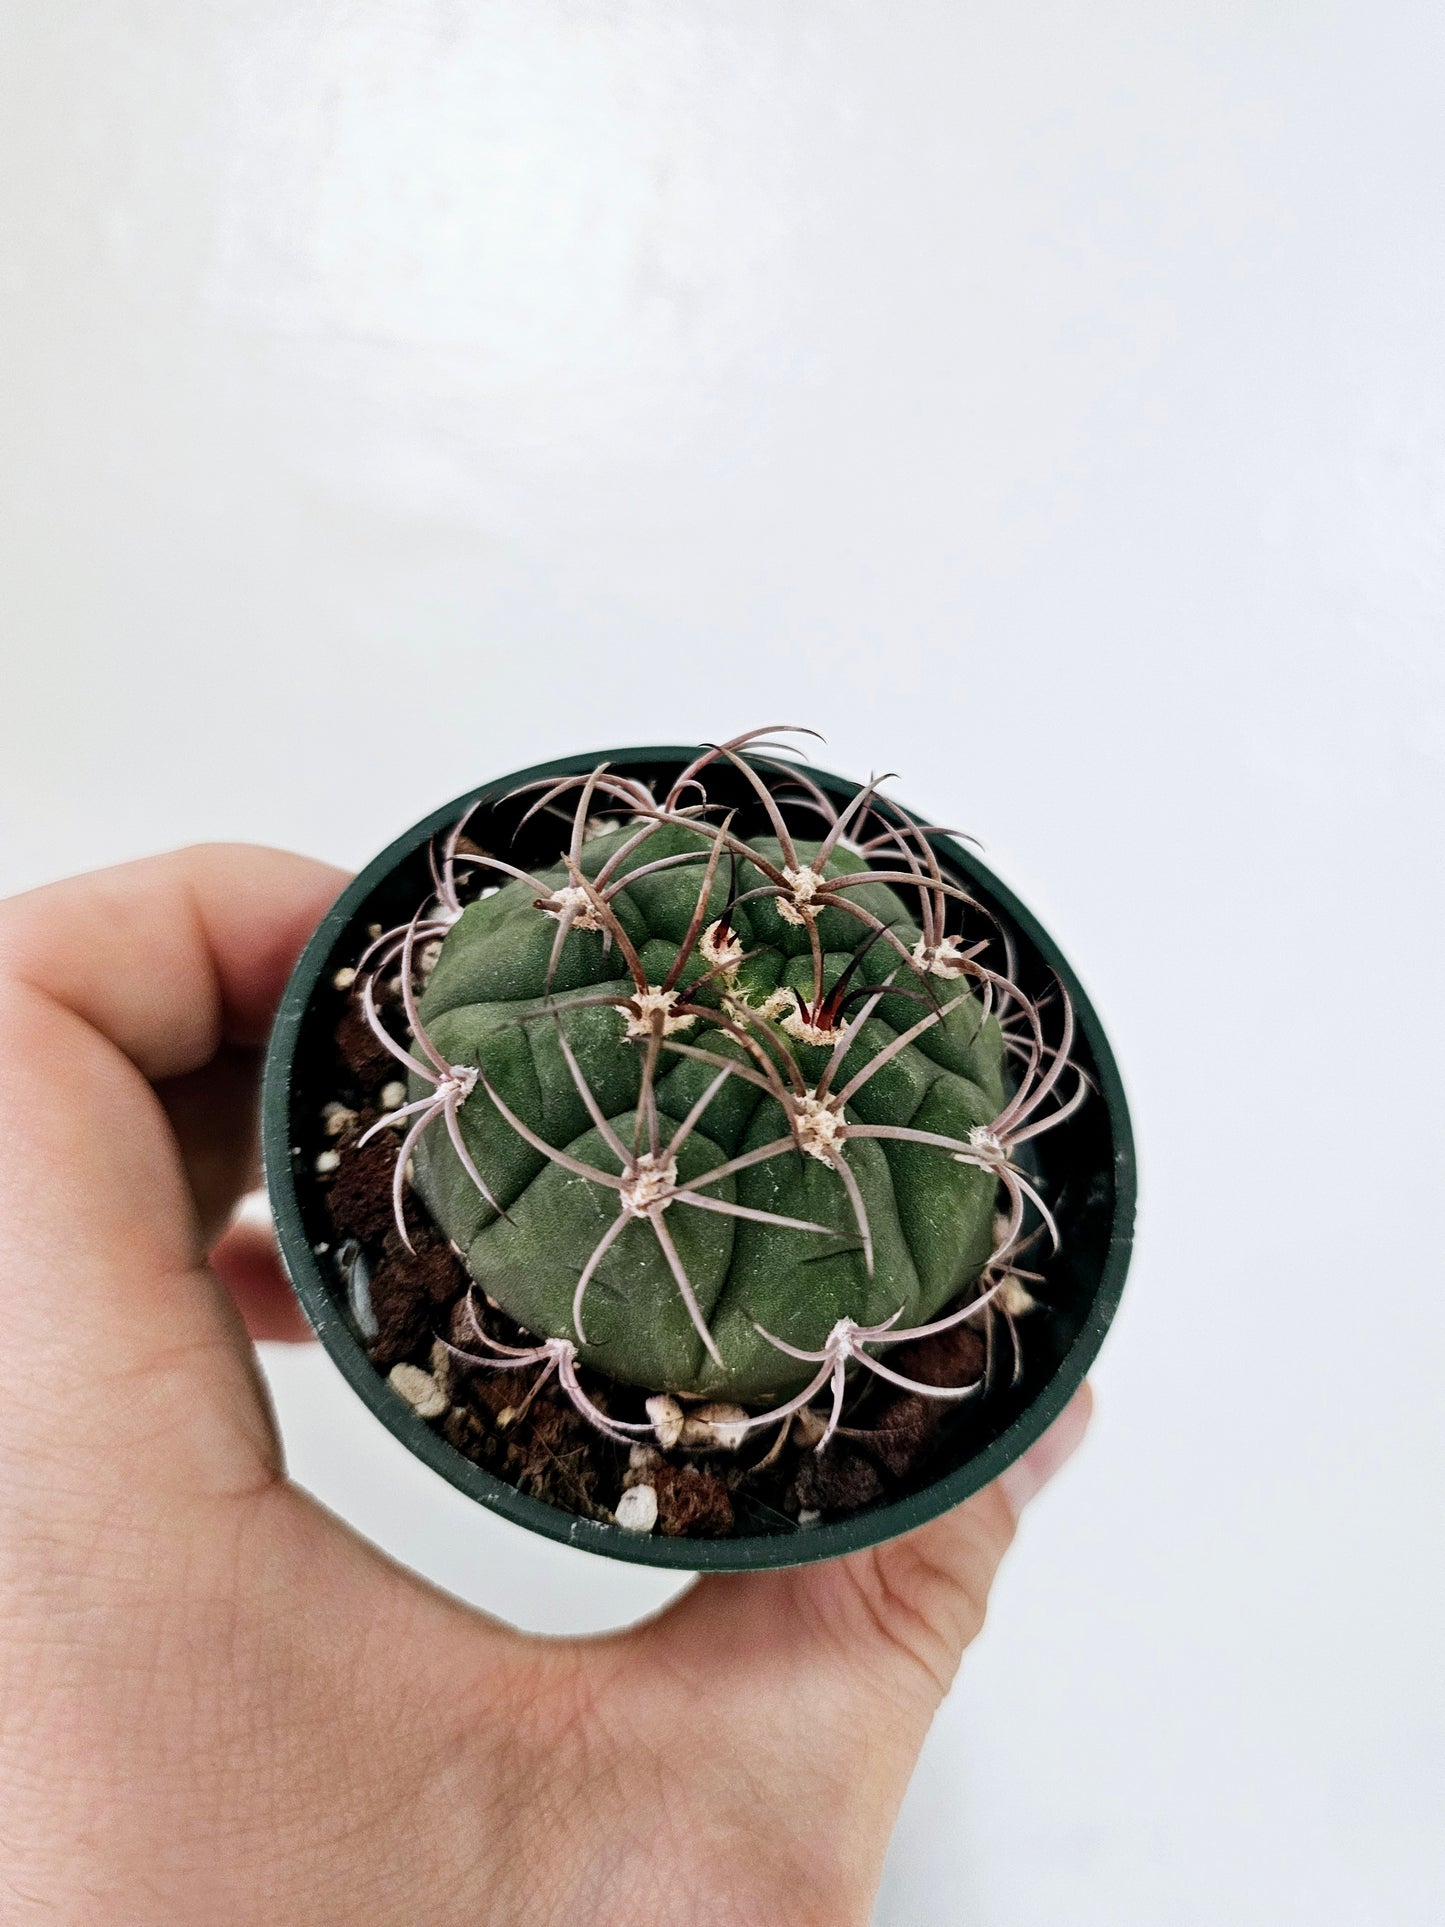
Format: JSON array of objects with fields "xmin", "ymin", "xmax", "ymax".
[
  {"xmin": 358, "ymin": 731, "xmax": 1086, "ymax": 1446},
  {"xmin": 411, "ymin": 822, "xmax": 1003, "ymax": 1397}
]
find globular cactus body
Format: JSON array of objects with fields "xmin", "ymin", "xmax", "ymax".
[
  {"xmin": 355, "ymin": 731, "xmax": 1084, "ymax": 1450},
  {"xmin": 412, "ymin": 822, "xmax": 1006, "ymax": 1399}
]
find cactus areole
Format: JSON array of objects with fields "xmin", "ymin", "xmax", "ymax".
[{"xmin": 264, "ymin": 732, "xmax": 1135, "ymax": 1567}]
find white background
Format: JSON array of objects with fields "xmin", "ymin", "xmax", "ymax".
[{"xmin": 2, "ymin": 5, "xmax": 1442, "ymax": 1922}]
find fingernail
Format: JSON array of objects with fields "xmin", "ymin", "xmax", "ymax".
[{"xmin": 998, "ymin": 1385, "xmax": 1092, "ymax": 1519}]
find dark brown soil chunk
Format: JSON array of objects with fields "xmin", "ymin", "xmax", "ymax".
[
  {"xmin": 445, "ymin": 1305, "xmax": 526, "ymax": 1422},
  {"xmin": 336, "ymin": 1003, "xmax": 397, "ymax": 1089},
  {"xmin": 383, "ymin": 1228, "xmax": 464, "ymax": 1305},
  {"xmin": 888, "ymin": 1322, "xmax": 987, "ymax": 1390},
  {"xmin": 466, "ymin": 1370, "xmax": 519, "ymax": 1425},
  {"xmin": 845, "ymin": 1393, "xmax": 941, "ymax": 1479},
  {"xmin": 510, "ymin": 1401, "xmax": 607, "ymax": 1518},
  {"xmin": 791, "ymin": 1445, "xmax": 886, "ymax": 1517},
  {"xmin": 365, "ymin": 1253, "xmax": 438, "ymax": 1369},
  {"xmin": 652, "ymin": 1463, "xmax": 735, "ymax": 1537},
  {"xmin": 442, "ymin": 1404, "xmax": 488, "ymax": 1456},
  {"xmin": 448, "ymin": 1296, "xmax": 484, "ymax": 1353},
  {"xmin": 826, "ymin": 1327, "xmax": 988, "ymax": 1483},
  {"xmin": 440, "ymin": 1401, "xmax": 510, "ymax": 1477},
  {"xmin": 324, "ymin": 1133, "xmax": 404, "ymax": 1244}
]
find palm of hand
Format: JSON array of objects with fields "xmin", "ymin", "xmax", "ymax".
[{"xmin": 0, "ymin": 848, "xmax": 1085, "ymax": 1927}]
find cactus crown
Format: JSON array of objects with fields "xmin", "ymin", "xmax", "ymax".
[{"xmin": 356, "ymin": 729, "xmax": 1085, "ymax": 1454}]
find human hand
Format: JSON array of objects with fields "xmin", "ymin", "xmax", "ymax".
[{"xmin": 0, "ymin": 846, "xmax": 1090, "ymax": 1927}]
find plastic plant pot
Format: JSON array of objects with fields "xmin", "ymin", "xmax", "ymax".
[{"xmin": 262, "ymin": 746, "xmax": 1136, "ymax": 1573}]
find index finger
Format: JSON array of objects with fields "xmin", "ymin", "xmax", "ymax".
[
  {"xmin": 0, "ymin": 842, "xmax": 348, "ymax": 1082},
  {"xmin": 0, "ymin": 845, "xmax": 346, "ymax": 1497}
]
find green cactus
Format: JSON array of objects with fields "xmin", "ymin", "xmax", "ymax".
[{"xmin": 356, "ymin": 732, "xmax": 1081, "ymax": 1444}]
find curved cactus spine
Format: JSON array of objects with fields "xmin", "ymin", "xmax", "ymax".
[
  {"xmin": 443, "ymin": 1294, "xmax": 656, "ymax": 1446},
  {"xmin": 740, "ymin": 1295, "xmax": 992, "ymax": 1455},
  {"xmin": 355, "ymin": 917, "xmax": 505, "ymax": 1250},
  {"xmin": 687, "ymin": 749, "xmax": 952, "ymax": 998},
  {"xmin": 350, "ymin": 803, "xmax": 488, "ymax": 985},
  {"xmin": 662, "ymin": 724, "xmax": 825, "ymax": 813},
  {"xmin": 634, "ymin": 1231, "xmax": 1032, "ymax": 1457},
  {"xmin": 428, "ymin": 801, "xmax": 487, "ymax": 922},
  {"xmin": 842, "ymin": 982, "xmax": 1085, "ymax": 1264},
  {"xmin": 854, "ymin": 804, "xmax": 996, "ymax": 981},
  {"xmin": 353, "ymin": 727, "xmax": 1085, "ymax": 1453}
]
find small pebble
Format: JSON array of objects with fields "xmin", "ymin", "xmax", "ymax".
[
  {"xmin": 997, "ymin": 1277, "xmax": 1037, "ymax": 1316},
  {"xmin": 429, "ymin": 1338, "xmax": 454, "ymax": 1399},
  {"xmin": 680, "ymin": 1402, "xmax": 750, "ymax": 1451},
  {"xmin": 337, "ymin": 1239, "xmax": 378, "ymax": 1340},
  {"xmin": 646, "ymin": 1394, "xmax": 685, "ymax": 1449},
  {"xmin": 623, "ymin": 1444, "xmax": 662, "ymax": 1489},
  {"xmin": 796, "ymin": 1509, "xmax": 821, "ymax": 1527},
  {"xmin": 614, "ymin": 1484, "xmax": 659, "ymax": 1533},
  {"xmin": 322, "ymin": 1101, "xmax": 357, "ymax": 1138},
  {"xmin": 314, "ymin": 1149, "xmax": 341, "ymax": 1174},
  {"xmin": 792, "ymin": 1408, "xmax": 826, "ymax": 1448},
  {"xmin": 387, "ymin": 1363, "xmax": 449, "ymax": 1421},
  {"xmin": 333, "ymin": 966, "xmax": 357, "ymax": 990}
]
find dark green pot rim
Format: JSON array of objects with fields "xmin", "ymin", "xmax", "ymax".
[{"xmin": 262, "ymin": 745, "xmax": 1136, "ymax": 1573}]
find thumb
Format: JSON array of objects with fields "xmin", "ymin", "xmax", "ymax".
[
  {"xmin": 802, "ymin": 1384, "xmax": 1094, "ymax": 1706},
  {"xmin": 0, "ymin": 846, "xmax": 344, "ymax": 1501},
  {"xmin": 616, "ymin": 1384, "xmax": 1095, "ymax": 1907}
]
